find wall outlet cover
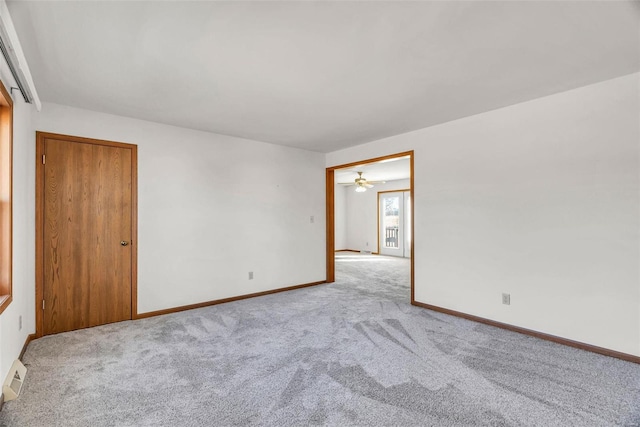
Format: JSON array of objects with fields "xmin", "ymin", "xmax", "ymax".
[{"xmin": 502, "ymin": 293, "xmax": 511, "ymax": 305}]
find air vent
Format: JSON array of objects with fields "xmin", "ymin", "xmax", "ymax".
[{"xmin": 2, "ymin": 359, "xmax": 27, "ymax": 401}]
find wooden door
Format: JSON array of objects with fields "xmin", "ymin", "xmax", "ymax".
[{"xmin": 41, "ymin": 135, "xmax": 134, "ymax": 335}]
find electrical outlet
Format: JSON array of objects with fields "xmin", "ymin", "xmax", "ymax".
[
  {"xmin": 310, "ymin": 215, "xmax": 314, "ymax": 223},
  {"xmin": 366, "ymin": 242, "xmax": 369, "ymax": 246},
  {"xmin": 502, "ymin": 293, "xmax": 510, "ymax": 305},
  {"xmin": 248, "ymin": 272, "xmax": 253, "ymax": 280},
  {"xmin": 18, "ymin": 315, "xmax": 22, "ymax": 330}
]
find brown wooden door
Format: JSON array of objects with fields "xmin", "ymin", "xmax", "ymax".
[{"xmin": 43, "ymin": 136, "xmax": 133, "ymax": 335}]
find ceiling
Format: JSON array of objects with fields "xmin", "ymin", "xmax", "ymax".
[
  {"xmin": 7, "ymin": 1, "xmax": 639, "ymax": 153},
  {"xmin": 335, "ymin": 156, "xmax": 410, "ymax": 184}
]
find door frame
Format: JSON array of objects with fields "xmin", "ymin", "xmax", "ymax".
[
  {"xmin": 326, "ymin": 151, "xmax": 414, "ymax": 301},
  {"xmin": 35, "ymin": 132, "xmax": 138, "ymax": 338},
  {"xmin": 377, "ymin": 189, "xmax": 410, "ymax": 257}
]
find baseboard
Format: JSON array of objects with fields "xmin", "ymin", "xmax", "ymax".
[
  {"xmin": 136, "ymin": 280, "xmax": 327, "ymax": 319},
  {"xmin": 411, "ymin": 300, "xmax": 640, "ymax": 364},
  {"xmin": 19, "ymin": 334, "xmax": 35, "ymax": 361}
]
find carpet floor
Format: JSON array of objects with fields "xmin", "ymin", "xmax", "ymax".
[{"xmin": 1, "ymin": 253, "xmax": 639, "ymax": 426}]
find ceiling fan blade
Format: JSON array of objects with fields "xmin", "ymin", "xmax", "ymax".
[
  {"xmin": 366, "ymin": 180, "xmax": 386, "ymax": 184},
  {"xmin": 364, "ymin": 183, "xmax": 374, "ymax": 188},
  {"xmin": 337, "ymin": 182, "xmax": 356, "ymax": 185}
]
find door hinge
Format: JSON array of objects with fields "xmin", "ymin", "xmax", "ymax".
[
  {"xmin": 42, "ymin": 154, "xmax": 45, "ymax": 165},
  {"xmin": 42, "ymin": 300, "xmax": 45, "ymax": 310}
]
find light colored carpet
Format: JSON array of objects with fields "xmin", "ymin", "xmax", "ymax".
[{"xmin": 1, "ymin": 253, "xmax": 639, "ymax": 426}]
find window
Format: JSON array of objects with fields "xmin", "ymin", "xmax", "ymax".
[{"xmin": 0, "ymin": 79, "xmax": 13, "ymax": 315}]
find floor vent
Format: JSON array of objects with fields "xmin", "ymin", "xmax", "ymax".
[
  {"xmin": 360, "ymin": 250, "xmax": 372, "ymax": 254},
  {"xmin": 2, "ymin": 360, "xmax": 27, "ymax": 401}
]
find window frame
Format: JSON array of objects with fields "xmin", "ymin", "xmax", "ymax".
[{"xmin": 0, "ymin": 78, "xmax": 13, "ymax": 315}]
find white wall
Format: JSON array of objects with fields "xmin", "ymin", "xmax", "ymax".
[
  {"xmin": 334, "ymin": 184, "xmax": 347, "ymax": 250},
  {"xmin": 327, "ymin": 73, "xmax": 640, "ymax": 357},
  {"xmin": 35, "ymin": 103, "xmax": 326, "ymax": 314},
  {"xmin": 0, "ymin": 64, "xmax": 36, "ymax": 383},
  {"xmin": 343, "ymin": 179, "xmax": 410, "ymax": 253}
]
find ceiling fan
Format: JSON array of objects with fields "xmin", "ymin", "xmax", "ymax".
[{"xmin": 338, "ymin": 171, "xmax": 386, "ymax": 192}]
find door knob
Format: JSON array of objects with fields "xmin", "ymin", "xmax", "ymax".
[{"xmin": 120, "ymin": 241, "xmax": 129, "ymax": 246}]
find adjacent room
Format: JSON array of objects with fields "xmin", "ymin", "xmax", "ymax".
[
  {"xmin": 333, "ymin": 154, "xmax": 413, "ymax": 304},
  {"xmin": 0, "ymin": 0, "xmax": 638, "ymax": 425}
]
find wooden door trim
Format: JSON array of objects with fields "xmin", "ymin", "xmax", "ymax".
[
  {"xmin": 377, "ymin": 189, "xmax": 411, "ymax": 194},
  {"xmin": 0, "ymin": 80, "xmax": 12, "ymax": 316},
  {"xmin": 130, "ymin": 147, "xmax": 138, "ymax": 320},
  {"xmin": 35, "ymin": 132, "xmax": 138, "ymax": 337},
  {"xmin": 326, "ymin": 151, "xmax": 414, "ymax": 303},
  {"xmin": 325, "ymin": 169, "xmax": 335, "ymax": 283}
]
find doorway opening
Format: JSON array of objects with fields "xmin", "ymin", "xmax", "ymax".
[
  {"xmin": 325, "ymin": 151, "xmax": 414, "ymax": 301},
  {"xmin": 378, "ymin": 190, "xmax": 411, "ymax": 258}
]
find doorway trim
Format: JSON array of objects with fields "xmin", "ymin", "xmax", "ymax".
[
  {"xmin": 35, "ymin": 132, "xmax": 138, "ymax": 338},
  {"xmin": 325, "ymin": 151, "xmax": 414, "ymax": 301}
]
